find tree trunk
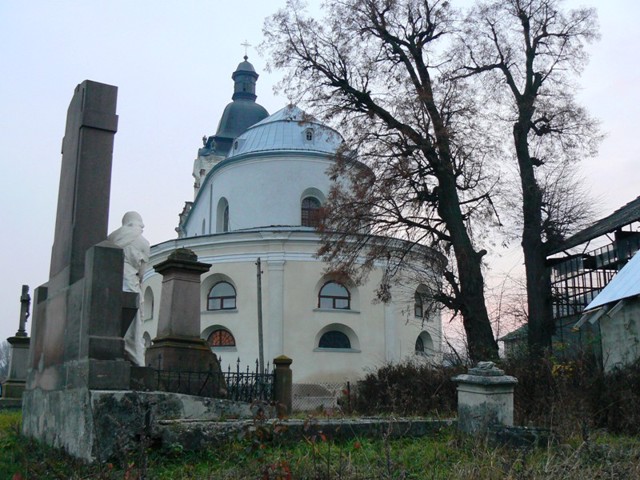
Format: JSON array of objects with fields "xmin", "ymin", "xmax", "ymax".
[
  {"xmin": 437, "ymin": 168, "xmax": 499, "ymax": 362},
  {"xmin": 514, "ymin": 118, "xmax": 554, "ymax": 357}
]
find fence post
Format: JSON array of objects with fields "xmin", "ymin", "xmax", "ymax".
[{"xmin": 273, "ymin": 355, "xmax": 293, "ymax": 416}]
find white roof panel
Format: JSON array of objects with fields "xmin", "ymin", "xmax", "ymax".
[{"xmin": 585, "ymin": 250, "xmax": 640, "ymax": 311}]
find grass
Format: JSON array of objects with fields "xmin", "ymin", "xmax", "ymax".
[{"xmin": 2, "ymin": 409, "xmax": 640, "ymax": 479}]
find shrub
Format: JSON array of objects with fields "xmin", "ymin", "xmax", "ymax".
[
  {"xmin": 353, "ymin": 354, "xmax": 640, "ymax": 436},
  {"xmin": 353, "ymin": 361, "xmax": 464, "ymax": 416}
]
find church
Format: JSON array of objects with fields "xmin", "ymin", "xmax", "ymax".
[{"xmin": 140, "ymin": 57, "xmax": 443, "ymax": 383}]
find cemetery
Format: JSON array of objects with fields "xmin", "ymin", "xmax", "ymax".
[
  {"xmin": 1, "ymin": 76, "xmax": 639, "ymax": 479},
  {"xmin": 2, "ymin": 2, "xmax": 640, "ymax": 477}
]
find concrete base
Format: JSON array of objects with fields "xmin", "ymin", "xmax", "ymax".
[
  {"xmin": 22, "ymin": 388, "xmax": 253, "ymax": 462},
  {"xmin": 0, "ymin": 398, "xmax": 22, "ymax": 409},
  {"xmin": 156, "ymin": 417, "xmax": 456, "ymax": 452},
  {"xmin": 2, "ymin": 335, "xmax": 30, "ymax": 402},
  {"xmin": 145, "ymin": 336, "xmax": 226, "ymax": 397},
  {"xmin": 146, "ymin": 336, "xmax": 220, "ymax": 371},
  {"xmin": 453, "ymin": 362, "xmax": 518, "ymax": 435},
  {"xmin": 1, "ymin": 379, "xmax": 26, "ymax": 399}
]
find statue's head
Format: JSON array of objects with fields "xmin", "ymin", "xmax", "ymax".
[{"xmin": 122, "ymin": 211, "xmax": 144, "ymax": 229}]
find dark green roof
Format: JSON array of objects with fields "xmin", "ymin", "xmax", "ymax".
[{"xmin": 215, "ymin": 100, "xmax": 269, "ymax": 140}]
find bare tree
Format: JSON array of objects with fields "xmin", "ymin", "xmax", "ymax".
[
  {"xmin": 457, "ymin": 0, "xmax": 600, "ymax": 356},
  {"xmin": 263, "ymin": 0, "xmax": 499, "ymax": 360}
]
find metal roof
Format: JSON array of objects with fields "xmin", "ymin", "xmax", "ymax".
[
  {"xmin": 226, "ymin": 105, "xmax": 343, "ymax": 158},
  {"xmin": 585, "ymin": 249, "xmax": 640, "ymax": 311},
  {"xmin": 548, "ymin": 196, "xmax": 640, "ymax": 255}
]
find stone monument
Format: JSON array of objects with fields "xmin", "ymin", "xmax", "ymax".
[
  {"xmin": 21, "ymin": 80, "xmax": 135, "ymax": 460},
  {"xmin": 20, "ymin": 80, "xmax": 233, "ymax": 463},
  {"xmin": 146, "ymin": 248, "xmax": 225, "ymax": 396},
  {"xmin": 0, "ymin": 285, "xmax": 32, "ymax": 406},
  {"xmin": 452, "ymin": 361, "xmax": 518, "ymax": 435}
]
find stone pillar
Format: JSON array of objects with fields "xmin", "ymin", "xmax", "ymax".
[
  {"xmin": 273, "ymin": 355, "xmax": 293, "ymax": 416},
  {"xmin": 267, "ymin": 259, "xmax": 285, "ymax": 359},
  {"xmin": 383, "ymin": 297, "xmax": 399, "ymax": 362},
  {"xmin": 452, "ymin": 361, "xmax": 518, "ymax": 435},
  {"xmin": 49, "ymin": 80, "xmax": 118, "ymax": 287},
  {"xmin": 146, "ymin": 249, "xmax": 221, "ymax": 374}
]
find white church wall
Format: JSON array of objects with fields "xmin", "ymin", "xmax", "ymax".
[
  {"xmin": 184, "ymin": 153, "xmax": 334, "ymax": 236},
  {"xmin": 143, "ymin": 230, "xmax": 443, "ymax": 383}
]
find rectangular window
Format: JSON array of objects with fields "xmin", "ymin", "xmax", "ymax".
[
  {"xmin": 335, "ymin": 298, "xmax": 349, "ymax": 309},
  {"xmin": 319, "ymin": 297, "xmax": 333, "ymax": 309}
]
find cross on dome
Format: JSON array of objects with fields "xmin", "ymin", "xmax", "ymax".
[{"xmin": 241, "ymin": 40, "xmax": 252, "ymax": 60}]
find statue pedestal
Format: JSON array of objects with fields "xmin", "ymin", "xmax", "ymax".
[
  {"xmin": 146, "ymin": 249, "xmax": 225, "ymax": 397},
  {"xmin": 1, "ymin": 335, "xmax": 30, "ymax": 401},
  {"xmin": 146, "ymin": 336, "xmax": 219, "ymax": 372},
  {"xmin": 452, "ymin": 362, "xmax": 518, "ymax": 435}
]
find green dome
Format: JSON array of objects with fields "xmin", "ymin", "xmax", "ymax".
[
  {"xmin": 215, "ymin": 100, "xmax": 269, "ymax": 139},
  {"xmin": 205, "ymin": 56, "xmax": 269, "ymax": 157}
]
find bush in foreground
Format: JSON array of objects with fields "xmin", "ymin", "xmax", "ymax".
[{"xmin": 353, "ymin": 355, "xmax": 640, "ymax": 437}]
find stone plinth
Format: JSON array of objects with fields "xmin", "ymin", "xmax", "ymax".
[
  {"xmin": 1, "ymin": 335, "xmax": 30, "ymax": 400},
  {"xmin": 452, "ymin": 361, "xmax": 517, "ymax": 435},
  {"xmin": 146, "ymin": 249, "xmax": 223, "ymax": 392}
]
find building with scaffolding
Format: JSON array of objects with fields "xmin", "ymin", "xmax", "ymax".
[{"xmin": 501, "ymin": 197, "xmax": 640, "ymax": 359}]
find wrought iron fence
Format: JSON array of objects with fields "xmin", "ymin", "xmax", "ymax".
[
  {"xmin": 223, "ymin": 358, "xmax": 274, "ymax": 403},
  {"xmin": 151, "ymin": 358, "xmax": 274, "ymax": 403}
]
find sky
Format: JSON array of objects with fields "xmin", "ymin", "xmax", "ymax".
[{"xmin": 1, "ymin": 0, "xmax": 639, "ymax": 344}]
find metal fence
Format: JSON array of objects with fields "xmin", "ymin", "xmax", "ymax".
[
  {"xmin": 152, "ymin": 359, "xmax": 274, "ymax": 403},
  {"xmin": 223, "ymin": 359, "xmax": 274, "ymax": 403}
]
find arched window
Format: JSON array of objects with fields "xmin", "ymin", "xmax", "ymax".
[
  {"xmin": 301, "ymin": 197, "xmax": 321, "ymax": 228},
  {"xmin": 142, "ymin": 287, "xmax": 154, "ymax": 320},
  {"xmin": 318, "ymin": 281, "xmax": 350, "ymax": 310},
  {"xmin": 415, "ymin": 331, "xmax": 434, "ymax": 355},
  {"xmin": 207, "ymin": 328, "xmax": 236, "ymax": 347},
  {"xmin": 217, "ymin": 198, "xmax": 230, "ymax": 233},
  {"xmin": 319, "ymin": 330, "xmax": 351, "ymax": 349},
  {"xmin": 207, "ymin": 281, "xmax": 237, "ymax": 310},
  {"xmin": 414, "ymin": 291, "xmax": 424, "ymax": 318},
  {"xmin": 305, "ymin": 128, "xmax": 314, "ymax": 141},
  {"xmin": 415, "ymin": 286, "xmax": 431, "ymax": 319},
  {"xmin": 223, "ymin": 204, "xmax": 229, "ymax": 232},
  {"xmin": 142, "ymin": 332, "xmax": 152, "ymax": 349}
]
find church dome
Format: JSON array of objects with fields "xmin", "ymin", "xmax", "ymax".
[
  {"xmin": 207, "ymin": 56, "xmax": 269, "ymax": 157},
  {"xmin": 235, "ymin": 59, "xmax": 256, "ymax": 73},
  {"xmin": 227, "ymin": 105, "xmax": 343, "ymax": 158},
  {"xmin": 215, "ymin": 100, "xmax": 269, "ymax": 139}
]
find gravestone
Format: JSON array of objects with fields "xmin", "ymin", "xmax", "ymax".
[
  {"xmin": 452, "ymin": 361, "xmax": 518, "ymax": 435},
  {"xmin": 146, "ymin": 248, "xmax": 225, "ymax": 396},
  {"xmin": 21, "ymin": 80, "xmax": 135, "ymax": 460},
  {"xmin": 0, "ymin": 286, "xmax": 31, "ymax": 406}
]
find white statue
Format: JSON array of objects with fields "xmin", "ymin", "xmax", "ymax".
[{"xmin": 107, "ymin": 211, "xmax": 150, "ymax": 366}]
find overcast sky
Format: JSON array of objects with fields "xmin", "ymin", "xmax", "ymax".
[{"xmin": 1, "ymin": 1, "xmax": 638, "ymax": 343}]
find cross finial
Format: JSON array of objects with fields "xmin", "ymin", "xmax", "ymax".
[{"xmin": 241, "ymin": 40, "xmax": 252, "ymax": 60}]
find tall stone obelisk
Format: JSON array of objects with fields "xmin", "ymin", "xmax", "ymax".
[{"xmin": 22, "ymin": 80, "xmax": 132, "ymax": 461}]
